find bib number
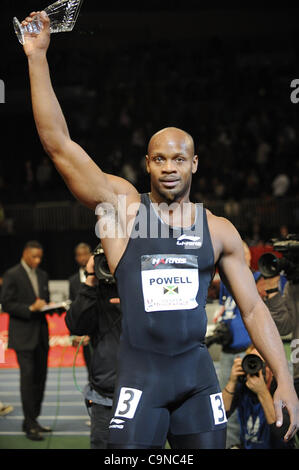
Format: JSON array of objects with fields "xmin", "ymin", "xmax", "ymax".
[
  {"xmin": 114, "ymin": 387, "xmax": 143, "ymax": 419},
  {"xmin": 210, "ymin": 393, "xmax": 227, "ymax": 425}
]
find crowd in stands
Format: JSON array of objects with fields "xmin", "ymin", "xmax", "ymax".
[{"xmin": 1, "ymin": 35, "xmax": 299, "ymax": 210}]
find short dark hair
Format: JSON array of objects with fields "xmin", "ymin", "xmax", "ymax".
[
  {"xmin": 74, "ymin": 242, "xmax": 92, "ymax": 253},
  {"xmin": 23, "ymin": 240, "xmax": 43, "ymax": 251}
]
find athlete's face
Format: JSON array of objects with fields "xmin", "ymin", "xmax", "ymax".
[{"xmin": 146, "ymin": 130, "xmax": 198, "ymax": 203}]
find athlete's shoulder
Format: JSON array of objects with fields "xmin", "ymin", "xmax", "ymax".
[
  {"xmin": 205, "ymin": 208, "xmax": 243, "ymax": 260},
  {"xmin": 206, "ymin": 208, "xmax": 238, "ymax": 232}
]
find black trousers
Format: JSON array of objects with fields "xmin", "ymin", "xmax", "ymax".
[
  {"xmin": 15, "ymin": 339, "xmax": 49, "ymax": 430},
  {"xmin": 90, "ymin": 403, "xmax": 113, "ymax": 449}
]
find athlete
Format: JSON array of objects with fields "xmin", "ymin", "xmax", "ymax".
[{"xmin": 20, "ymin": 11, "xmax": 299, "ymax": 448}]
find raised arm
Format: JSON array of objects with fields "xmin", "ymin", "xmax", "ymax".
[
  {"xmin": 22, "ymin": 11, "xmax": 138, "ymax": 209},
  {"xmin": 214, "ymin": 217, "xmax": 299, "ymax": 441}
]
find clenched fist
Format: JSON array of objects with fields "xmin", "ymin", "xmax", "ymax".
[{"xmin": 21, "ymin": 11, "xmax": 51, "ymax": 57}]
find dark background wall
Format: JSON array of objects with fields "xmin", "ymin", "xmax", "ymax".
[{"xmin": 0, "ymin": 1, "xmax": 298, "ymax": 278}]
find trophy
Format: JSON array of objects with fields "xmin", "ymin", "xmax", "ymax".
[{"xmin": 13, "ymin": 0, "xmax": 84, "ymax": 45}]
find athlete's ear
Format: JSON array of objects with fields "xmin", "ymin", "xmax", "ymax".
[
  {"xmin": 145, "ymin": 154, "xmax": 150, "ymax": 174},
  {"xmin": 192, "ymin": 154, "xmax": 198, "ymax": 174}
]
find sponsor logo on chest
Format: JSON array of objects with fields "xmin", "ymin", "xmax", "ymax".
[{"xmin": 176, "ymin": 234, "xmax": 202, "ymax": 247}]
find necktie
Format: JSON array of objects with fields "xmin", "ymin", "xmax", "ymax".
[{"xmin": 27, "ymin": 268, "xmax": 40, "ymax": 298}]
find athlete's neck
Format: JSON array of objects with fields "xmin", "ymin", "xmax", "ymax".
[
  {"xmin": 148, "ymin": 192, "xmax": 196, "ymax": 228},
  {"xmin": 149, "ymin": 191, "xmax": 191, "ymax": 206}
]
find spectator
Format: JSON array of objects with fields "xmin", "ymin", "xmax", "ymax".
[
  {"xmin": 1, "ymin": 241, "xmax": 52, "ymax": 441},
  {"xmin": 272, "ymin": 172, "xmax": 290, "ymax": 198},
  {"xmin": 68, "ymin": 243, "xmax": 93, "ymax": 382},
  {"xmin": 36, "ymin": 157, "xmax": 53, "ymax": 189}
]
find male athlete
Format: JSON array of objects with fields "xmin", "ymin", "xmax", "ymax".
[{"xmin": 20, "ymin": 11, "xmax": 299, "ymax": 449}]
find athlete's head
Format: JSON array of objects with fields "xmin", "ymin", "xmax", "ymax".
[{"xmin": 145, "ymin": 127, "xmax": 198, "ymax": 203}]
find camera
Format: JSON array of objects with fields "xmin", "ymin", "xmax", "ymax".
[
  {"xmin": 258, "ymin": 234, "xmax": 299, "ymax": 283},
  {"xmin": 242, "ymin": 354, "xmax": 264, "ymax": 376},
  {"xmin": 238, "ymin": 353, "xmax": 265, "ymax": 384},
  {"xmin": 93, "ymin": 243, "xmax": 115, "ymax": 284},
  {"xmin": 205, "ymin": 322, "xmax": 232, "ymax": 348}
]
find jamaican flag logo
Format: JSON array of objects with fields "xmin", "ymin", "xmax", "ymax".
[{"xmin": 163, "ymin": 285, "xmax": 179, "ymax": 295}]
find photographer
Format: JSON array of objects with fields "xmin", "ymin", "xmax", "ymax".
[
  {"xmin": 65, "ymin": 245, "xmax": 121, "ymax": 449},
  {"xmin": 262, "ymin": 279, "xmax": 299, "ymax": 396},
  {"xmin": 208, "ymin": 242, "xmax": 260, "ymax": 447},
  {"xmin": 222, "ymin": 346, "xmax": 295, "ymax": 449},
  {"xmin": 208, "ymin": 242, "xmax": 291, "ymax": 448},
  {"xmin": 258, "ymin": 235, "xmax": 299, "ymax": 399}
]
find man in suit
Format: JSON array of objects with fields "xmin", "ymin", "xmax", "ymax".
[
  {"xmin": 69, "ymin": 243, "xmax": 93, "ymax": 379},
  {"xmin": 1, "ymin": 240, "xmax": 52, "ymax": 441},
  {"xmin": 69, "ymin": 243, "xmax": 92, "ymax": 301}
]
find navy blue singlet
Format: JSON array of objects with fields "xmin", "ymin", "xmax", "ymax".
[{"xmin": 108, "ymin": 193, "xmax": 227, "ymax": 448}]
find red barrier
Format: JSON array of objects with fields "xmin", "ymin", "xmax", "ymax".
[{"xmin": 0, "ymin": 312, "xmax": 85, "ymax": 369}]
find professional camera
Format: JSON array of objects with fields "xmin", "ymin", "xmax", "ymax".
[
  {"xmin": 242, "ymin": 354, "xmax": 264, "ymax": 376},
  {"xmin": 93, "ymin": 243, "xmax": 115, "ymax": 284},
  {"xmin": 238, "ymin": 353, "xmax": 265, "ymax": 384},
  {"xmin": 205, "ymin": 322, "xmax": 232, "ymax": 348},
  {"xmin": 258, "ymin": 234, "xmax": 299, "ymax": 283}
]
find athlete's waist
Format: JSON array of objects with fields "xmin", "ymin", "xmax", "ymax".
[{"xmin": 119, "ymin": 333, "xmax": 207, "ymax": 359}]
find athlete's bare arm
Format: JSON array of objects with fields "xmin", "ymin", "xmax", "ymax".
[
  {"xmin": 22, "ymin": 12, "xmax": 139, "ymax": 211},
  {"xmin": 208, "ymin": 212, "xmax": 299, "ymax": 441},
  {"xmin": 22, "ymin": 11, "xmax": 140, "ymax": 272}
]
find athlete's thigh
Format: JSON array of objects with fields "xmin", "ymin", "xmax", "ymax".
[
  {"xmin": 108, "ymin": 384, "xmax": 170, "ymax": 449},
  {"xmin": 169, "ymin": 389, "xmax": 227, "ymax": 438},
  {"xmin": 168, "ymin": 428, "xmax": 227, "ymax": 449}
]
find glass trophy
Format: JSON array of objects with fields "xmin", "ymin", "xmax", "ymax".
[{"xmin": 13, "ymin": 0, "xmax": 84, "ymax": 45}]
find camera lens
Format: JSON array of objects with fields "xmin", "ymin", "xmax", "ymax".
[
  {"xmin": 242, "ymin": 354, "xmax": 263, "ymax": 375},
  {"xmin": 258, "ymin": 253, "xmax": 280, "ymax": 278}
]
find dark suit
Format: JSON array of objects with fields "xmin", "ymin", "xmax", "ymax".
[
  {"xmin": 69, "ymin": 271, "xmax": 92, "ymax": 379},
  {"xmin": 69, "ymin": 272, "xmax": 82, "ymax": 304},
  {"xmin": 1, "ymin": 263, "xmax": 50, "ymax": 429}
]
